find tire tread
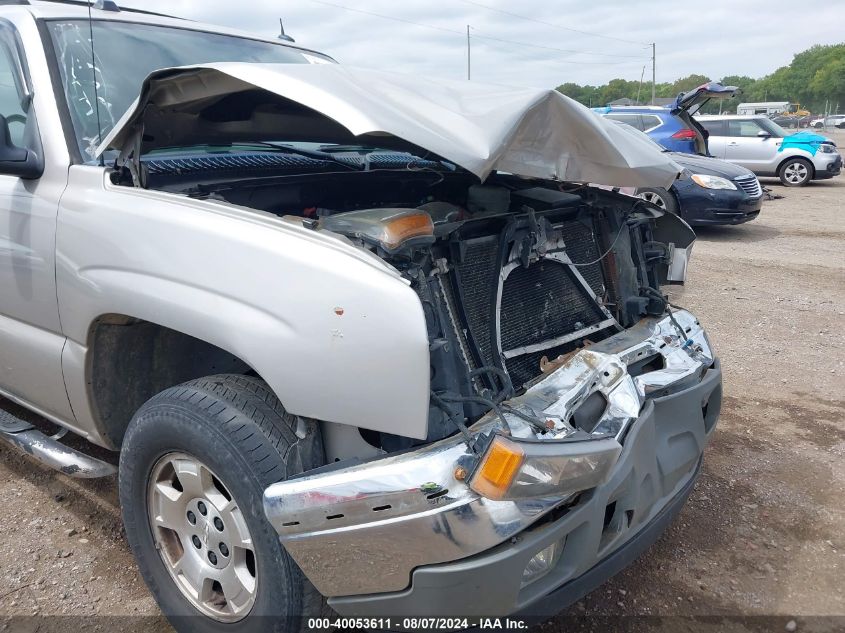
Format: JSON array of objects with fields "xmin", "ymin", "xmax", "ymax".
[{"xmin": 119, "ymin": 373, "xmax": 328, "ymax": 631}]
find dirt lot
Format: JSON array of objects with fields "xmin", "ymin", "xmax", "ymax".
[{"xmin": 1, "ymin": 132, "xmax": 843, "ymax": 633}]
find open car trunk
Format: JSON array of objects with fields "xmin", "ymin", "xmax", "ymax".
[{"xmin": 671, "ymin": 82, "xmax": 740, "ymax": 155}]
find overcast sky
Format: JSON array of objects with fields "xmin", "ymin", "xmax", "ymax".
[{"xmin": 126, "ymin": 0, "xmax": 844, "ymax": 89}]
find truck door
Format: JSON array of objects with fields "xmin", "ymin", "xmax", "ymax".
[{"xmin": 0, "ymin": 23, "xmax": 73, "ymax": 421}]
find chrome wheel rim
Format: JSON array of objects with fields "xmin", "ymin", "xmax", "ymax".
[
  {"xmin": 148, "ymin": 452, "xmax": 257, "ymax": 622},
  {"xmin": 636, "ymin": 191, "xmax": 667, "ymax": 209},
  {"xmin": 783, "ymin": 162, "xmax": 808, "ymax": 184}
]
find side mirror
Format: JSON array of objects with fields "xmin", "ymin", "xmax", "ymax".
[
  {"xmin": 756, "ymin": 130, "xmax": 771, "ymax": 138},
  {"xmin": 0, "ymin": 114, "xmax": 43, "ymax": 179}
]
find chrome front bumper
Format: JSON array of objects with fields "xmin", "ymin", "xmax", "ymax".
[{"xmin": 263, "ymin": 310, "xmax": 715, "ymax": 598}]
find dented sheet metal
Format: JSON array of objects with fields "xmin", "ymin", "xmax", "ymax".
[
  {"xmin": 504, "ymin": 309, "xmax": 712, "ymax": 440},
  {"xmin": 97, "ymin": 63, "xmax": 682, "ymax": 188}
]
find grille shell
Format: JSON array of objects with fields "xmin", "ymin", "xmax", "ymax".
[{"xmin": 734, "ymin": 174, "xmax": 762, "ymax": 197}]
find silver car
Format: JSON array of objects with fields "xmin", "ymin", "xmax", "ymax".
[
  {"xmin": 810, "ymin": 114, "xmax": 845, "ymax": 129},
  {"xmin": 697, "ymin": 114, "xmax": 842, "ymax": 186},
  {"xmin": 0, "ymin": 1, "xmax": 720, "ymax": 629}
]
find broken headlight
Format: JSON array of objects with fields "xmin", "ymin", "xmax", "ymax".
[{"xmin": 467, "ymin": 433, "xmax": 621, "ymax": 501}]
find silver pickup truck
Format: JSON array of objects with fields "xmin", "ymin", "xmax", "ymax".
[{"xmin": 0, "ymin": 1, "xmax": 722, "ymax": 630}]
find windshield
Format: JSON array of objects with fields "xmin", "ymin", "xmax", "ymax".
[
  {"xmin": 755, "ymin": 118, "xmax": 788, "ymax": 138},
  {"xmin": 46, "ymin": 20, "xmax": 331, "ymax": 159}
]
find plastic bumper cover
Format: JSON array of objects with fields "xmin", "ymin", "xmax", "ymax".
[
  {"xmin": 815, "ymin": 153, "xmax": 841, "ymax": 178},
  {"xmin": 673, "ymin": 180, "xmax": 762, "ymax": 226}
]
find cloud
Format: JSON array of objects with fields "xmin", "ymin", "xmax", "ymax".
[{"xmin": 122, "ymin": 0, "xmax": 843, "ymax": 88}]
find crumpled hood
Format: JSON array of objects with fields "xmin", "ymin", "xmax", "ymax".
[{"xmin": 97, "ymin": 63, "xmax": 681, "ymax": 188}]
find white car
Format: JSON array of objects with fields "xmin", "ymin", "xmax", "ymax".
[
  {"xmin": 810, "ymin": 115, "xmax": 845, "ymax": 129},
  {"xmin": 698, "ymin": 115, "xmax": 842, "ymax": 186}
]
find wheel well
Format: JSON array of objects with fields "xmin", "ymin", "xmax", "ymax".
[
  {"xmin": 776, "ymin": 155, "xmax": 815, "ymax": 178},
  {"xmin": 87, "ymin": 315, "xmax": 254, "ymax": 448}
]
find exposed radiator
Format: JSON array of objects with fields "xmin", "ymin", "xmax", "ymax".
[
  {"xmin": 455, "ymin": 237, "xmax": 499, "ymax": 368},
  {"xmin": 452, "ymin": 220, "xmax": 610, "ymax": 388}
]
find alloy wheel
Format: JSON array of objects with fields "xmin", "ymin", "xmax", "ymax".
[
  {"xmin": 147, "ymin": 452, "xmax": 257, "ymax": 622},
  {"xmin": 636, "ymin": 191, "xmax": 667, "ymax": 210},
  {"xmin": 783, "ymin": 161, "xmax": 809, "ymax": 185}
]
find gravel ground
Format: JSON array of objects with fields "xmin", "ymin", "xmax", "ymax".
[{"xmin": 1, "ymin": 132, "xmax": 843, "ymax": 633}]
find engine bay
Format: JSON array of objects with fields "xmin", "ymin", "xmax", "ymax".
[{"xmin": 125, "ymin": 150, "xmax": 692, "ymax": 450}]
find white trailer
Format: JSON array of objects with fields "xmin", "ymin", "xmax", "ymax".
[{"xmin": 737, "ymin": 102, "xmax": 795, "ymax": 115}]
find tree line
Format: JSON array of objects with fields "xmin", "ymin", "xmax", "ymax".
[{"xmin": 556, "ymin": 43, "xmax": 845, "ymax": 114}]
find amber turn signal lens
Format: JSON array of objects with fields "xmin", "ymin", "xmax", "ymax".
[
  {"xmin": 379, "ymin": 213, "xmax": 434, "ymax": 250},
  {"xmin": 469, "ymin": 436, "xmax": 525, "ymax": 500}
]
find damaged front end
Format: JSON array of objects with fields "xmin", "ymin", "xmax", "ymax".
[
  {"xmin": 264, "ymin": 308, "xmax": 720, "ymax": 600},
  {"xmin": 263, "ymin": 182, "xmax": 717, "ymax": 600},
  {"xmin": 96, "ymin": 62, "xmax": 719, "ymax": 608}
]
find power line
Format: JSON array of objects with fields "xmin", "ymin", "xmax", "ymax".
[
  {"xmin": 306, "ymin": 0, "xmax": 466, "ymax": 36},
  {"xmin": 456, "ymin": 0, "xmax": 649, "ymax": 46},
  {"xmin": 470, "ymin": 29, "xmax": 646, "ymax": 59},
  {"xmin": 469, "ymin": 30, "xmax": 649, "ymax": 64},
  {"xmin": 306, "ymin": 0, "xmax": 648, "ymax": 65}
]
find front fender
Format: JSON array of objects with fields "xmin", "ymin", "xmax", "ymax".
[{"xmin": 57, "ymin": 167, "xmax": 430, "ymax": 441}]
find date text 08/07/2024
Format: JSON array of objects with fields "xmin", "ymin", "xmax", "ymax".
[{"xmin": 308, "ymin": 618, "xmax": 530, "ymax": 630}]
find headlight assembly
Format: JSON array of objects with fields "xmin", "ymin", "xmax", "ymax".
[
  {"xmin": 320, "ymin": 208, "xmax": 435, "ymax": 253},
  {"xmin": 467, "ymin": 433, "xmax": 622, "ymax": 501},
  {"xmin": 690, "ymin": 174, "xmax": 737, "ymax": 190}
]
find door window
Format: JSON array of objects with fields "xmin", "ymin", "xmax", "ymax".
[
  {"xmin": 726, "ymin": 120, "xmax": 764, "ymax": 137},
  {"xmin": 0, "ymin": 35, "xmax": 26, "ymax": 147},
  {"xmin": 700, "ymin": 120, "xmax": 726, "ymax": 136},
  {"xmin": 640, "ymin": 114, "xmax": 662, "ymax": 132}
]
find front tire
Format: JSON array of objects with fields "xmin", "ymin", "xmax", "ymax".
[
  {"xmin": 119, "ymin": 375, "xmax": 324, "ymax": 633},
  {"xmin": 778, "ymin": 158, "xmax": 813, "ymax": 186},
  {"xmin": 636, "ymin": 187, "xmax": 680, "ymax": 215}
]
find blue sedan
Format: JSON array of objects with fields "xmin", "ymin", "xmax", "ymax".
[{"xmin": 637, "ymin": 151, "xmax": 763, "ymax": 226}]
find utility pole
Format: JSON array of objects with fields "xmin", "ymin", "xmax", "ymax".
[
  {"xmin": 651, "ymin": 43, "xmax": 656, "ymax": 105},
  {"xmin": 636, "ymin": 65, "xmax": 645, "ymax": 104},
  {"xmin": 466, "ymin": 25, "xmax": 471, "ymax": 80}
]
